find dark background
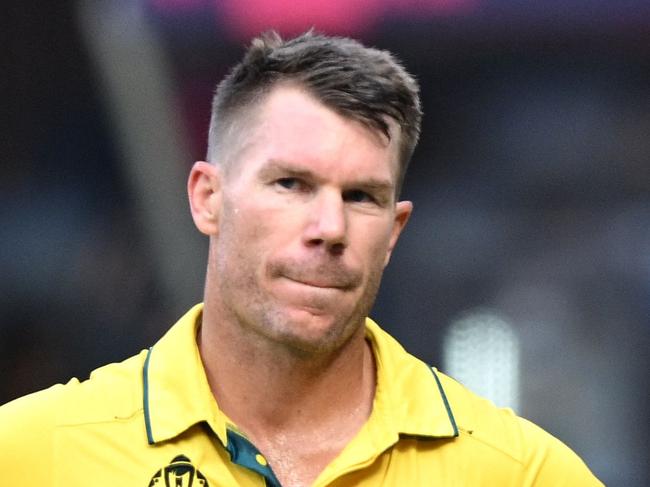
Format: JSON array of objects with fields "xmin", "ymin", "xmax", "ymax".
[{"xmin": 2, "ymin": 1, "xmax": 649, "ymax": 484}]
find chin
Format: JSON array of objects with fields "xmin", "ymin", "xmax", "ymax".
[{"xmin": 264, "ymin": 308, "xmax": 359, "ymax": 356}]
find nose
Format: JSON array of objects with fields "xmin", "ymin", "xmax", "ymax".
[{"xmin": 303, "ymin": 189, "xmax": 347, "ymax": 254}]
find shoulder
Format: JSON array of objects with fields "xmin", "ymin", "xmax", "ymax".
[
  {"xmin": 434, "ymin": 370, "xmax": 603, "ymax": 486},
  {"xmin": 0, "ymin": 350, "xmax": 147, "ymax": 482},
  {"xmin": 0, "ymin": 350, "xmax": 147, "ymax": 429},
  {"xmin": 434, "ymin": 370, "xmax": 524, "ymax": 458}
]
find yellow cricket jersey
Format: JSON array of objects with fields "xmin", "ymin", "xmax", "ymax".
[{"xmin": 0, "ymin": 304, "xmax": 603, "ymax": 486}]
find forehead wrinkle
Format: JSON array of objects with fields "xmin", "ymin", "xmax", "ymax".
[{"xmin": 222, "ymin": 86, "xmax": 401, "ymax": 194}]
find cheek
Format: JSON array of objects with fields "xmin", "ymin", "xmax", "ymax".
[
  {"xmin": 358, "ymin": 219, "xmax": 394, "ymax": 255},
  {"xmin": 220, "ymin": 200, "xmax": 290, "ymax": 258},
  {"xmin": 347, "ymin": 223, "xmax": 393, "ymax": 281}
]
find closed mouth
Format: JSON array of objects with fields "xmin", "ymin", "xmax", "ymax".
[{"xmin": 285, "ymin": 276, "xmax": 347, "ymax": 290}]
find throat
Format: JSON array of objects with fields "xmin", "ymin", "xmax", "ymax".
[
  {"xmin": 213, "ymin": 338, "xmax": 377, "ymax": 487},
  {"xmin": 243, "ymin": 375, "xmax": 375, "ymax": 487},
  {"xmin": 238, "ymin": 335, "xmax": 375, "ymax": 428},
  {"xmin": 198, "ymin": 307, "xmax": 377, "ymax": 485}
]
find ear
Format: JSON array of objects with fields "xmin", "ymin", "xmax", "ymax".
[
  {"xmin": 188, "ymin": 161, "xmax": 222, "ymax": 236},
  {"xmin": 384, "ymin": 200, "xmax": 413, "ymax": 267}
]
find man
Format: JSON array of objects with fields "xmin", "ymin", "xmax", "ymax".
[{"xmin": 0, "ymin": 31, "xmax": 602, "ymax": 486}]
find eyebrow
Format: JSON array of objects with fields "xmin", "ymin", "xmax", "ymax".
[
  {"xmin": 261, "ymin": 159, "xmax": 395, "ymax": 194},
  {"xmin": 260, "ymin": 160, "xmax": 316, "ymax": 181}
]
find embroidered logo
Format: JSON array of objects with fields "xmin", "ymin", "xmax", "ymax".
[{"xmin": 148, "ymin": 455, "xmax": 209, "ymax": 487}]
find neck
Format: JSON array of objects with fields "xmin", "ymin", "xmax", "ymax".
[{"xmin": 198, "ymin": 301, "xmax": 376, "ymax": 435}]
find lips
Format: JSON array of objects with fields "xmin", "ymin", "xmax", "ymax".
[
  {"xmin": 269, "ymin": 259, "xmax": 361, "ymax": 290},
  {"xmin": 285, "ymin": 276, "xmax": 346, "ymax": 289}
]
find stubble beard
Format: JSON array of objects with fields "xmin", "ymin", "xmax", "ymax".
[{"xmin": 213, "ymin": 241, "xmax": 385, "ymax": 360}]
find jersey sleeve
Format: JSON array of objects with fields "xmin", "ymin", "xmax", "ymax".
[
  {"xmin": 517, "ymin": 416, "xmax": 604, "ymax": 486},
  {"xmin": 0, "ymin": 383, "xmax": 69, "ymax": 486}
]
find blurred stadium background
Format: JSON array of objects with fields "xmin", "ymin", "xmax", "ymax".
[{"xmin": 2, "ymin": 1, "xmax": 649, "ymax": 484}]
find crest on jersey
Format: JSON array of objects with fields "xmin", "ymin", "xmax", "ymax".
[{"xmin": 148, "ymin": 455, "xmax": 209, "ymax": 487}]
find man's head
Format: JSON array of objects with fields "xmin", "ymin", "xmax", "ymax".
[
  {"xmin": 206, "ymin": 30, "xmax": 422, "ymax": 195},
  {"xmin": 189, "ymin": 32, "xmax": 419, "ymax": 356}
]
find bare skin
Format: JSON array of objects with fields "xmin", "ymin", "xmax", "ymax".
[
  {"xmin": 198, "ymin": 314, "xmax": 376, "ymax": 486},
  {"xmin": 188, "ymin": 85, "xmax": 411, "ymax": 486}
]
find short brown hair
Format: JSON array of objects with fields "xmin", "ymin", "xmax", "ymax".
[{"xmin": 207, "ymin": 30, "xmax": 422, "ymax": 194}]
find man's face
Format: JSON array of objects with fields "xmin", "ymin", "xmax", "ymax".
[{"xmin": 205, "ymin": 85, "xmax": 411, "ymax": 355}]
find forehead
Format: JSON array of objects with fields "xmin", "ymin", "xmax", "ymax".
[{"xmin": 237, "ymin": 85, "xmax": 400, "ymax": 182}]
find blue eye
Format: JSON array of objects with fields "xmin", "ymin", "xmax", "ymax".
[
  {"xmin": 343, "ymin": 189, "xmax": 373, "ymax": 203},
  {"xmin": 276, "ymin": 178, "xmax": 300, "ymax": 190}
]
